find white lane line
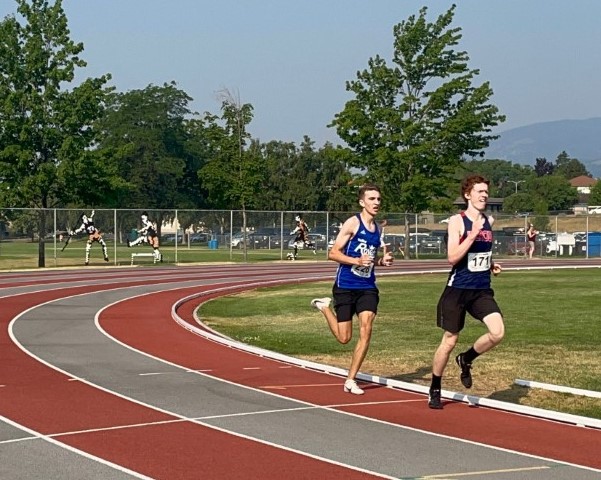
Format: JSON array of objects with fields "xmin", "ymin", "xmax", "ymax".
[
  {"xmin": 0, "ymin": 415, "xmax": 154, "ymax": 479},
  {"xmin": 242, "ymin": 367, "xmax": 261, "ymax": 370},
  {"xmin": 421, "ymin": 465, "xmax": 551, "ymax": 478},
  {"xmin": 261, "ymin": 383, "xmax": 342, "ymax": 389}
]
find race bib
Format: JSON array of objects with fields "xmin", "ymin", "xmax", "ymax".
[
  {"xmin": 351, "ymin": 264, "xmax": 373, "ymax": 278},
  {"xmin": 467, "ymin": 251, "xmax": 491, "ymax": 272}
]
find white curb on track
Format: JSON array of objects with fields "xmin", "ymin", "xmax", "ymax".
[
  {"xmin": 170, "ymin": 278, "xmax": 601, "ymax": 432},
  {"xmin": 515, "ymin": 379, "xmax": 601, "ymax": 399}
]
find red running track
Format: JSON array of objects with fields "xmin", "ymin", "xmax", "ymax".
[{"xmin": 1, "ymin": 263, "xmax": 601, "ymax": 478}]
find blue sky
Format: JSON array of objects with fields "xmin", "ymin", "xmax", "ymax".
[{"xmin": 3, "ymin": 0, "xmax": 601, "ymax": 146}]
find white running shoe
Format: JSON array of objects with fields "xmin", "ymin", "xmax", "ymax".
[
  {"xmin": 343, "ymin": 379, "xmax": 364, "ymax": 395},
  {"xmin": 310, "ymin": 297, "xmax": 331, "ymax": 311}
]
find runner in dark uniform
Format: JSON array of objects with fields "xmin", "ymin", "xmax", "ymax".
[{"xmin": 428, "ymin": 174, "xmax": 504, "ymax": 409}]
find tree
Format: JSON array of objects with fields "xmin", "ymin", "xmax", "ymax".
[
  {"xmin": 330, "ymin": 5, "xmax": 504, "ymax": 256},
  {"xmin": 534, "ymin": 157, "xmax": 554, "ymax": 177},
  {"xmin": 0, "ymin": 0, "xmax": 111, "ymax": 266},
  {"xmin": 97, "ymin": 82, "xmax": 192, "ymax": 209},
  {"xmin": 587, "ymin": 180, "xmax": 601, "ymax": 205},
  {"xmin": 199, "ymin": 89, "xmax": 262, "ymax": 259},
  {"xmin": 462, "ymin": 159, "xmax": 534, "ymax": 197},
  {"xmin": 553, "ymin": 151, "xmax": 589, "ymax": 179},
  {"xmin": 503, "ymin": 175, "xmax": 578, "ymax": 214}
]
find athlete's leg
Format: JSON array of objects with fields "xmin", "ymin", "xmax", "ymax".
[
  {"xmin": 99, "ymin": 237, "xmax": 109, "ymax": 261},
  {"xmin": 347, "ymin": 310, "xmax": 375, "ymax": 381},
  {"xmin": 473, "ymin": 312, "xmax": 504, "ymax": 354},
  {"xmin": 318, "ymin": 305, "xmax": 351, "ymax": 344},
  {"xmin": 432, "ymin": 330, "xmax": 459, "ymax": 376},
  {"xmin": 129, "ymin": 236, "xmax": 145, "ymax": 247},
  {"xmin": 85, "ymin": 240, "xmax": 92, "ymax": 265}
]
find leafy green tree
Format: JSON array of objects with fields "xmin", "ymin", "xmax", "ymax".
[
  {"xmin": 587, "ymin": 180, "xmax": 601, "ymax": 205},
  {"xmin": 0, "ymin": 0, "xmax": 111, "ymax": 266},
  {"xmin": 534, "ymin": 157, "xmax": 554, "ymax": 177},
  {"xmin": 552, "ymin": 151, "xmax": 589, "ymax": 179},
  {"xmin": 96, "ymin": 82, "xmax": 196, "ymax": 235},
  {"xmin": 255, "ymin": 140, "xmax": 298, "ymax": 211},
  {"xmin": 529, "ymin": 175, "xmax": 578, "ymax": 211},
  {"xmin": 462, "ymin": 159, "xmax": 534, "ymax": 197},
  {"xmin": 330, "ymin": 5, "xmax": 504, "ymax": 255},
  {"xmin": 502, "ymin": 193, "xmax": 534, "ymax": 215},
  {"xmin": 317, "ymin": 144, "xmax": 358, "ymax": 212},
  {"xmin": 199, "ymin": 90, "xmax": 262, "ymax": 259}
]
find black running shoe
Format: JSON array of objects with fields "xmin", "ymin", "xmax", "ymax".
[
  {"xmin": 456, "ymin": 353, "xmax": 472, "ymax": 388},
  {"xmin": 428, "ymin": 389, "xmax": 443, "ymax": 409}
]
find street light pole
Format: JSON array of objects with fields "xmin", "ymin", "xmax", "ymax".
[{"xmin": 507, "ymin": 180, "xmax": 524, "ymax": 193}]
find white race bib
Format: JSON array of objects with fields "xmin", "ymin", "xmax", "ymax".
[
  {"xmin": 467, "ymin": 251, "xmax": 492, "ymax": 272},
  {"xmin": 351, "ymin": 264, "xmax": 373, "ymax": 278}
]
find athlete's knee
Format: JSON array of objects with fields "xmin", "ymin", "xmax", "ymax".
[
  {"xmin": 441, "ymin": 332, "xmax": 459, "ymax": 351},
  {"xmin": 337, "ymin": 323, "xmax": 352, "ymax": 344},
  {"xmin": 485, "ymin": 314, "xmax": 505, "ymax": 344},
  {"xmin": 489, "ymin": 327, "xmax": 505, "ymax": 345}
]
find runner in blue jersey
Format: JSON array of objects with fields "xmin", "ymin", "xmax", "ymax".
[
  {"xmin": 310, "ymin": 184, "xmax": 394, "ymax": 395},
  {"xmin": 428, "ymin": 174, "xmax": 504, "ymax": 409}
]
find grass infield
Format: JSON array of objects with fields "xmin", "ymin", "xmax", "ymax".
[{"xmin": 199, "ymin": 268, "xmax": 601, "ymax": 420}]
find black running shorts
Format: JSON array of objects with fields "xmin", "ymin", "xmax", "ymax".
[
  {"xmin": 436, "ymin": 286, "xmax": 501, "ymax": 334},
  {"xmin": 332, "ymin": 286, "xmax": 379, "ymax": 322}
]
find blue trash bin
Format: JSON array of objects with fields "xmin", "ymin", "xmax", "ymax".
[{"xmin": 208, "ymin": 239, "xmax": 218, "ymax": 249}]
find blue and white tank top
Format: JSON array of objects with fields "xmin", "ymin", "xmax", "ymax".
[
  {"xmin": 447, "ymin": 212, "xmax": 493, "ymax": 289},
  {"xmin": 335, "ymin": 214, "xmax": 381, "ymax": 290}
]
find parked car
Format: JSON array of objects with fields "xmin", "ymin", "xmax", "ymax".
[
  {"xmin": 382, "ymin": 234, "xmax": 405, "ymax": 254},
  {"xmin": 231, "ymin": 232, "xmax": 247, "ymax": 247},
  {"xmin": 161, "ymin": 233, "xmax": 184, "ymax": 244},
  {"xmin": 190, "ymin": 232, "xmax": 210, "ymax": 243},
  {"xmin": 231, "ymin": 229, "xmax": 284, "ymax": 249},
  {"xmin": 419, "ymin": 235, "xmax": 443, "ymax": 253}
]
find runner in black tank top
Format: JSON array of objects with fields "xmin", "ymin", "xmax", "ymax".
[{"xmin": 427, "ymin": 174, "xmax": 505, "ymax": 409}]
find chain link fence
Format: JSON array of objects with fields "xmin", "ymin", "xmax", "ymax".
[{"xmin": 1, "ymin": 208, "xmax": 600, "ymax": 268}]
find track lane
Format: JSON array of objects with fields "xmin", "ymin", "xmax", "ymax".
[{"xmin": 2, "ymin": 261, "xmax": 601, "ymax": 479}]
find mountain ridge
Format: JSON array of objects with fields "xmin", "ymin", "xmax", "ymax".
[{"xmin": 484, "ymin": 117, "xmax": 601, "ymax": 177}]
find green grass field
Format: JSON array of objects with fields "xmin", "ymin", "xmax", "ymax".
[
  {"xmin": 199, "ymin": 269, "xmax": 601, "ymax": 420},
  {"xmin": 0, "ymin": 239, "xmax": 321, "ymax": 269}
]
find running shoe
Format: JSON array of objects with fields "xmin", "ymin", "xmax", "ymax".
[
  {"xmin": 455, "ymin": 353, "xmax": 473, "ymax": 388},
  {"xmin": 343, "ymin": 379, "xmax": 364, "ymax": 395},
  {"xmin": 310, "ymin": 297, "xmax": 331, "ymax": 311},
  {"xmin": 428, "ymin": 389, "xmax": 443, "ymax": 409}
]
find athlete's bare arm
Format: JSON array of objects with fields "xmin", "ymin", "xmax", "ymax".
[{"xmin": 328, "ymin": 216, "xmax": 367, "ymax": 266}]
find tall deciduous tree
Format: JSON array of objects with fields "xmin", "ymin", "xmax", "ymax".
[
  {"xmin": 0, "ymin": 0, "xmax": 111, "ymax": 266},
  {"xmin": 330, "ymin": 5, "xmax": 504, "ymax": 254},
  {"xmin": 96, "ymin": 82, "xmax": 196, "ymax": 236},
  {"xmin": 534, "ymin": 157, "xmax": 554, "ymax": 177},
  {"xmin": 199, "ymin": 90, "xmax": 262, "ymax": 259},
  {"xmin": 553, "ymin": 151, "xmax": 589, "ymax": 179}
]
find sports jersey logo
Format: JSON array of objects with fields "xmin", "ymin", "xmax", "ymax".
[
  {"xmin": 354, "ymin": 238, "xmax": 376, "ymax": 258},
  {"xmin": 468, "ymin": 230, "xmax": 493, "ymax": 242}
]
